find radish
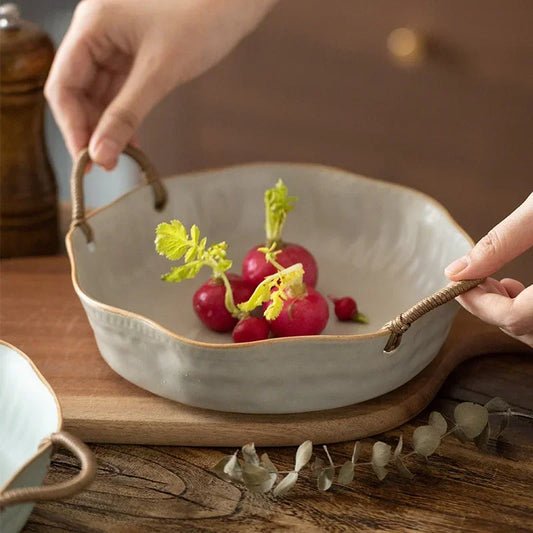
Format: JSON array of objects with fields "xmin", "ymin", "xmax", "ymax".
[
  {"xmin": 155, "ymin": 220, "xmax": 253, "ymax": 333},
  {"xmin": 242, "ymin": 180, "xmax": 318, "ymax": 288},
  {"xmin": 328, "ymin": 295, "xmax": 368, "ymax": 324},
  {"xmin": 193, "ymin": 274, "xmax": 254, "ymax": 332},
  {"xmin": 232, "ymin": 316, "xmax": 270, "ymax": 343},
  {"xmin": 238, "ymin": 259, "xmax": 328, "ymax": 337},
  {"xmin": 266, "ymin": 286, "xmax": 329, "ymax": 337}
]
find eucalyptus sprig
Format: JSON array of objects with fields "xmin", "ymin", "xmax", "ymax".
[
  {"xmin": 155, "ymin": 220, "xmax": 241, "ymax": 317},
  {"xmin": 264, "ymin": 180, "xmax": 297, "ymax": 246},
  {"xmin": 212, "ymin": 397, "xmax": 527, "ymax": 497}
]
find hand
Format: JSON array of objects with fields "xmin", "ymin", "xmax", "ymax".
[
  {"xmin": 45, "ymin": 0, "xmax": 277, "ymax": 169},
  {"xmin": 445, "ymin": 193, "xmax": 533, "ymax": 347}
]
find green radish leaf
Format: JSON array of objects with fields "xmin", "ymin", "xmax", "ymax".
[
  {"xmin": 264, "ymin": 180, "xmax": 297, "ymax": 244},
  {"xmin": 238, "ymin": 263, "xmax": 304, "ymax": 320}
]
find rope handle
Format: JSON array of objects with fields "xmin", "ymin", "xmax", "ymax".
[
  {"xmin": 70, "ymin": 145, "xmax": 167, "ymax": 242},
  {"xmin": 383, "ymin": 278, "xmax": 485, "ymax": 352},
  {"xmin": 0, "ymin": 431, "xmax": 96, "ymax": 508}
]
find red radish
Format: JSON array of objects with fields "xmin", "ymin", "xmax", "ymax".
[
  {"xmin": 193, "ymin": 274, "xmax": 254, "ymax": 332},
  {"xmin": 266, "ymin": 287, "xmax": 329, "ymax": 337},
  {"xmin": 243, "ymin": 243, "xmax": 318, "ymax": 288},
  {"xmin": 156, "ymin": 221, "xmax": 254, "ymax": 334},
  {"xmin": 242, "ymin": 180, "xmax": 318, "ymax": 288},
  {"xmin": 232, "ymin": 316, "xmax": 270, "ymax": 343},
  {"xmin": 328, "ymin": 295, "xmax": 369, "ymax": 324}
]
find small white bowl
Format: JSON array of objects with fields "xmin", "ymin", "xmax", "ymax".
[
  {"xmin": 67, "ymin": 149, "xmax": 476, "ymax": 414},
  {"xmin": 0, "ymin": 341, "xmax": 95, "ymax": 533}
]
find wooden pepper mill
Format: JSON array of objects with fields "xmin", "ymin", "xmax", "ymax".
[{"xmin": 0, "ymin": 3, "xmax": 58, "ymax": 257}]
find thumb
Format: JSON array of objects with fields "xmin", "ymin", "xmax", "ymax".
[
  {"xmin": 88, "ymin": 53, "xmax": 169, "ymax": 170},
  {"xmin": 445, "ymin": 193, "xmax": 533, "ymax": 281}
]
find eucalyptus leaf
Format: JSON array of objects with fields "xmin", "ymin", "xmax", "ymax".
[
  {"xmin": 311, "ymin": 457, "xmax": 325, "ymax": 478},
  {"xmin": 371, "ymin": 441, "xmax": 392, "ymax": 468},
  {"xmin": 273, "ymin": 472, "xmax": 298, "ymax": 497},
  {"xmin": 393, "ymin": 435, "xmax": 403, "ymax": 459},
  {"xmin": 371, "ymin": 463, "xmax": 388, "ymax": 481},
  {"xmin": 242, "ymin": 443, "xmax": 260, "ymax": 466},
  {"xmin": 474, "ymin": 421, "xmax": 490, "ymax": 450},
  {"xmin": 394, "ymin": 456, "xmax": 415, "ymax": 479},
  {"xmin": 454, "ymin": 402, "xmax": 489, "ymax": 439},
  {"xmin": 212, "ymin": 455, "xmax": 234, "ymax": 482},
  {"xmin": 242, "ymin": 462, "xmax": 276, "ymax": 493},
  {"xmin": 317, "ymin": 466, "xmax": 335, "ymax": 491},
  {"xmin": 337, "ymin": 461, "xmax": 355, "ymax": 485},
  {"xmin": 495, "ymin": 411, "xmax": 511, "ymax": 438},
  {"xmin": 484, "ymin": 397, "xmax": 511, "ymax": 413},
  {"xmin": 223, "ymin": 452, "xmax": 242, "ymax": 482},
  {"xmin": 412, "ymin": 425, "xmax": 441, "ymax": 457},
  {"xmin": 428, "ymin": 411, "xmax": 447, "ymax": 437},
  {"xmin": 351, "ymin": 441, "xmax": 361, "ymax": 463},
  {"xmin": 261, "ymin": 453, "xmax": 278, "ymax": 474},
  {"xmin": 454, "ymin": 427, "xmax": 470, "ymax": 444},
  {"xmin": 295, "ymin": 440, "xmax": 313, "ymax": 472}
]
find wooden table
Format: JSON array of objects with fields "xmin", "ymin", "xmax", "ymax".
[{"xmin": 2, "ymin": 258, "xmax": 532, "ymax": 532}]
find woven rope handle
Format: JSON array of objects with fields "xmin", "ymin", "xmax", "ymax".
[
  {"xmin": 0, "ymin": 431, "xmax": 96, "ymax": 508},
  {"xmin": 70, "ymin": 145, "xmax": 167, "ymax": 242},
  {"xmin": 383, "ymin": 278, "xmax": 485, "ymax": 352}
]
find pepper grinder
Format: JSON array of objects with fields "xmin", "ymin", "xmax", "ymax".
[{"xmin": 0, "ymin": 3, "xmax": 58, "ymax": 257}]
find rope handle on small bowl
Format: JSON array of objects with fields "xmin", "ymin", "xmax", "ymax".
[
  {"xmin": 0, "ymin": 431, "xmax": 96, "ymax": 508},
  {"xmin": 71, "ymin": 144, "xmax": 168, "ymax": 242},
  {"xmin": 383, "ymin": 278, "xmax": 485, "ymax": 352}
]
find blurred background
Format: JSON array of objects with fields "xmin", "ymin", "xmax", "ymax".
[{"xmin": 15, "ymin": 0, "xmax": 533, "ymax": 283}]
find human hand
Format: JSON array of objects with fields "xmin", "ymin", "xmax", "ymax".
[
  {"xmin": 445, "ymin": 193, "xmax": 533, "ymax": 347},
  {"xmin": 45, "ymin": 0, "xmax": 277, "ymax": 169}
]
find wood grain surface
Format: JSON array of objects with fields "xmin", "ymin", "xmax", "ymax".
[
  {"xmin": 1, "ymin": 256, "xmax": 530, "ymax": 448},
  {"xmin": 23, "ymin": 353, "xmax": 533, "ymax": 532}
]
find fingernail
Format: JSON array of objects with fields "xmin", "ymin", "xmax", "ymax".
[
  {"xmin": 90, "ymin": 138, "xmax": 119, "ymax": 169},
  {"xmin": 445, "ymin": 256, "xmax": 469, "ymax": 276}
]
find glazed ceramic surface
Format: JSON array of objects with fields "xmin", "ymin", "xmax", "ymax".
[
  {"xmin": 67, "ymin": 163, "xmax": 473, "ymax": 413},
  {"xmin": 0, "ymin": 342, "xmax": 61, "ymax": 533}
]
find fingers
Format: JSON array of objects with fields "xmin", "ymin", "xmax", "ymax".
[
  {"xmin": 456, "ymin": 281, "xmax": 533, "ymax": 346},
  {"xmin": 500, "ymin": 278, "xmax": 526, "ymax": 298},
  {"xmin": 445, "ymin": 193, "xmax": 533, "ymax": 281},
  {"xmin": 88, "ymin": 51, "xmax": 168, "ymax": 170},
  {"xmin": 44, "ymin": 5, "xmax": 99, "ymax": 159}
]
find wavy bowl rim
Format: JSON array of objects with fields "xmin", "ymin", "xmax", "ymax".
[
  {"xmin": 65, "ymin": 161, "xmax": 475, "ymax": 351},
  {"xmin": 0, "ymin": 340, "xmax": 63, "ymax": 498}
]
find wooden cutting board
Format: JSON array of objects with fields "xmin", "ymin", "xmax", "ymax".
[{"xmin": 1, "ymin": 256, "xmax": 530, "ymax": 446}]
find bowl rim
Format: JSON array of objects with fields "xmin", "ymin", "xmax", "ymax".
[
  {"xmin": 65, "ymin": 161, "xmax": 474, "ymax": 350},
  {"xmin": 0, "ymin": 340, "xmax": 63, "ymax": 497}
]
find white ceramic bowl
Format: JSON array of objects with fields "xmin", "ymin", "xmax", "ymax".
[
  {"xmin": 66, "ymin": 148, "xmax": 476, "ymax": 414},
  {"xmin": 0, "ymin": 342, "xmax": 95, "ymax": 533}
]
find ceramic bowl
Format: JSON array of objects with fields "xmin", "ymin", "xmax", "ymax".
[
  {"xmin": 66, "ymin": 148, "xmax": 476, "ymax": 414},
  {"xmin": 0, "ymin": 341, "xmax": 96, "ymax": 533}
]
